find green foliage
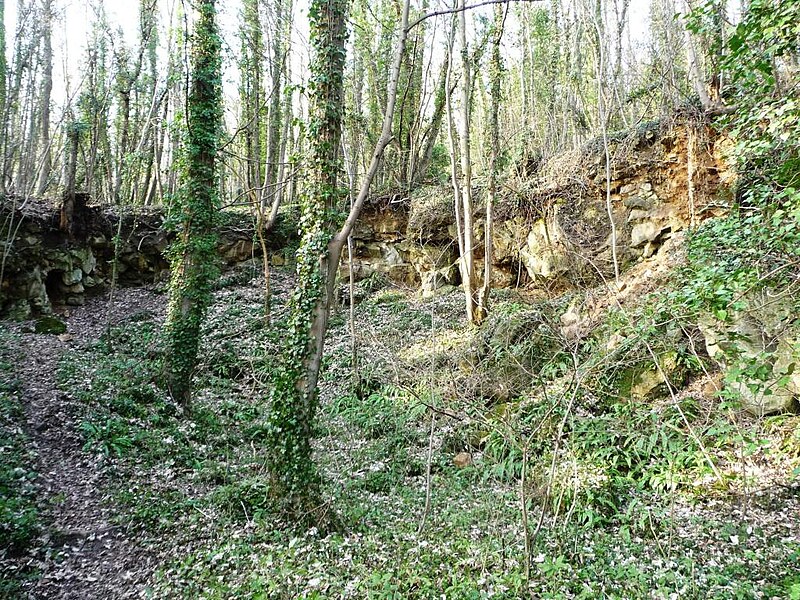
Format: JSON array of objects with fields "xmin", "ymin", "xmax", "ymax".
[{"xmin": 34, "ymin": 315, "xmax": 67, "ymax": 334}]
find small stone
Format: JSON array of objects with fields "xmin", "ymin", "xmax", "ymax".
[
  {"xmin": 66, "ymin": 295, "xmax": 85, "ymax": 307},
  {"xmin": 453, "ymin": 452, "xmax": 473, "ymax": 468},
  {"xmin": 640, "ymin": 182, "xmax": 653, "ymax": 192},
  {"xmin": 58, "ymin": 334, "xmax": 73, "ymax": 342}
]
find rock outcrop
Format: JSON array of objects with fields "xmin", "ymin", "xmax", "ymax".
[
  {"xmin": 348, "ymin": 119, "xmax": 734, "ymax": 294},
  {"xmin": 0, "ymin": 198, "xmax": 293, "ymax": 318}
]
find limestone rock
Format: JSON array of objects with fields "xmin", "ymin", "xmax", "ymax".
[
  {"xmin": 631, "ymin": 222, "xmax": 661, "ymax": 247},
  {"xmin": 629, "ymin": 351, "xmax": 679, "ymax": 400},
  {"xmin": 519, "ymin": 219, "xmax": 569, "ymax": 279},
  {"xmin": 699, "ymin": 292, "xmax": 799, "ymax": 416},
  {"xmin": 453, "ymin": 452, "xmax": 473, "ymax": 468}
]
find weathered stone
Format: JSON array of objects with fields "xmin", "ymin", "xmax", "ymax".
[
  {"xmin": 629, "ymin": 351, "xmax": 680, "ymax": 400},
  {"xmin": 631, "ymin": 222, "xmax": 661, "ymax": 247},
  {"xmin": 622, "ymin": 195, "xmax": 654, "ymax": 210},
  {"xmin": 699, "ymin": 293, "xmax": 799, "ymax": 416},
  {"xmin": 271, "ymin": 253, "xmax": 285, "ymax": 266},
  {"xmin": 62, "ymin": 268, "xmax": 83, "ymax": 286},
  {"xmin": 66, "ymin": 295, "xmax": 85, "ymax": 307},
  {"xmin": 640, "ymin": 182, "xmax": 653, "ymax": 193},
  {"xmin": 453, "ymin": 452, "xmax": 473, "ymax": 468},
  {"xmin": 420, "ymin": 272, "xmax": 456, "ymax": 298},
  {"xmin": 73, "ymin": 248, "xmax": 96, "ymax": 274},
  {"xmin": 627, "ymin": 209, "xmax": 652, "ymax": 222},
  {"xmin": 519, "ymin": 219, "xmax": 569, "ymax": 279},
  {"xmin": 83, "ymin": 275, "xmax": 100, "ymax": 288}
]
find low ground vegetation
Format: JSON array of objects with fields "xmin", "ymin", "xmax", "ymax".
[{"xmin": 41, "ymin": 234, "xmax": 800, "ymax": 597}]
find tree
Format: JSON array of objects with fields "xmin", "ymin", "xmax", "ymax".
[
  {"xmin": 0, "ymin": 1, "xmax": 5, "ymax": 142},
  {"xmin": 477, "ymin": 3, "xmax": 507, "ymax": 322},
  {"xmin": 239, "ymin": 0, "xmax": 263, "ymax": 208},
  {"xmin": 265, "ymin": 0, "xmax": 412, "ymax": 519},
  {"xmin": 35, "ymin": 0, "xmax": 52, "ymax": 196},
  {"xmin": 163, "ymin": 0, "xmax": 222, "ymax": 406}
]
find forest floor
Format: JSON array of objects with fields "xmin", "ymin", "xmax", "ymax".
[
  {"xmin": 1, "ymin": 261, "xmax": 799, "ymax": 598},
  {"xmin": 1, "ymin": 289, "xmax": 165, "ymax": 598}
]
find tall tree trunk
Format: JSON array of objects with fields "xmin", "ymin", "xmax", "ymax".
[
  {"xmin": 477, "ymin": 3, "xmax": 506, "ymax": 324},
  {"xmin": 61, "ymin": 119, "xmax": 80, "ymax": 236},
  {"xmin": 265, "ymin": 0, "xmax": 412, "ymax": 520},
  {"xmin": 262, "ymin": 0, "xmax": 291, "ymax": 213},
  {"xmin": 163, "ymin": 0, "xmax": 222, "ymax": 407},
  {"xmin": 411, "ymin": 57, "xmax": 449, "ymax": 187},
  {"xmin": 264, "ymin": 0, "xmax": 350, "ymax": 517},
  {"xmin": 0, "ymin": 0, "xmax": 6, "ymax": 195},
  {"xmin": 241, "ymin": 0, "xmax": 263, "ymax": 207},
  {"xmin": 35, "ymin": 0, "xmax": 52, "ymax": 196},
  {"xmin": 457, "ymin": 0, "xmax": 477, "ymax": 324}
]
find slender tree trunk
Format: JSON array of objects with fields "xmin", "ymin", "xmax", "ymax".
[
  {"xmin": 477, "ymin": 3, "xmax": 506, "ymax": 324},
  {"xmin": 262, "ymin": 0, "xmax": 292, "ymax": 212},
  {"xmin": 265, "ymin": 0, "xmax": 412, "ymax": 519},
  {"xmin": 411, "ymin": 58, "xmax": 449, "ymax": 187},
  {"xmin": 35, "ymin": 0, "xmax": 52, "ymax": 196},
  {"xmin": 457, "ymin": 0, "xmax": 477, "ymax": 324},
  {"xmin": 163, "ymin": 0, "xmax": 222, "ymax": 407},
  {"xmin": 61, "ymin": 120, "xmax": 80, "ymax": 236}
]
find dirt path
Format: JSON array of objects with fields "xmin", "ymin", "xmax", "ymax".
[{"xmin": 11, "ymin": 289, "xmax": 165, "ymax": 599}]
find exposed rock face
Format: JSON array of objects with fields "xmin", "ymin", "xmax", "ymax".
[
  {"xmin": 350, "ymin": 120, "xmax": 734, "ymax": 292},
  {"xmin": 700, "ymin": 291, "xmax": 800, "ymax": 416},
  {"xmin": 0, "ymin": 199, "xmax": 292, "ymax": 318}
]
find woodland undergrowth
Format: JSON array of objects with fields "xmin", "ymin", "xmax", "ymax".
[{"xmin": 50, "ymin": 249, "xmax": 800, "ymax": 598}]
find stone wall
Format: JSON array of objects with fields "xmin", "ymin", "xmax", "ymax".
[{"xmin": 0, "ymin": 199, "xmax": 291, "ymax": 318}]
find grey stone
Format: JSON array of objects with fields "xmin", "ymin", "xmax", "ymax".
[
  {"xmin": 700, "ymin": 294, "xmax": 800, "ymax": 416},
  {"xmin": 61, "ymin": 268, "xmax": 83, "ymax": 286},
  {"xmin": 622, "ymin": 196, "xmax": 654, "ymax": 210},
  {"xmin": 627, "ymin": 208, "xmax": 652, "ymax": 222}
]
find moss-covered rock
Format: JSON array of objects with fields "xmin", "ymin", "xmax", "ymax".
[{"xmin": 34, "ymin": 316, "xmax": 67, "ymax": 335}]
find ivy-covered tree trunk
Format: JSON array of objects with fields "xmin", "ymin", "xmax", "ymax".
[
  {"xmin": 163, "ymin": 0, "xmax": 222, "ymax": 406},
  {"xmin": 264, "ymin": 0, "xmax": 349, "ymax": 517},
  {"xmin": 0, "ymin": 0, "xmax": 5, "ymax": 196},
  {"xmin": 265, "ymin": 0, "xmax": 411, "ymax": 521}
]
